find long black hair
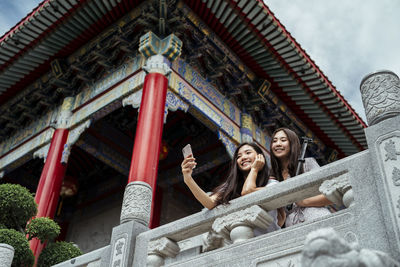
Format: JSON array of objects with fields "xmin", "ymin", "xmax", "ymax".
[
  {"xmin": 269, "ymin": 127, "xmax": 302, "ymax": 181},
  {"xmin": 211, "ymin": 142, "xmax": 269, "ymax": 205}
]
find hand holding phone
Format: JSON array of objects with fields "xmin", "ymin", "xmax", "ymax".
[{"xmin": 182, "ymin": 144, "xmax": 193, "ymax": 158}]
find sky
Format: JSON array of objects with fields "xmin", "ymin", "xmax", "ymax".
[
  {"xmin": 264, "ymin": 0, "xmax": 400, "ymax": 124},
  {"xmin": 1, "ymin": 0, "xmax": 400, "ymax": 124}
]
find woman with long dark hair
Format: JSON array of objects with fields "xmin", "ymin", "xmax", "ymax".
[
  {"xmin": 269, "ymin": 127, "xmax": 332, "ymax": 226},
  {"xmin": 181, "ymin": 142, "xmax": 270, "ymax": 209}
]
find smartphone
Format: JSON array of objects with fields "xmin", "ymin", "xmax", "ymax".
[{"xmin": 182, "ymin": 144, "xmax": 193, "ymax": 158}]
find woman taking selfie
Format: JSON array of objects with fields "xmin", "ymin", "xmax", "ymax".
[
  {"xmin": 269, "ymin": 127, "xmax": 332, "ymax": 227},
  {"xmin": 181, "ymin": 142, "xmax": 270, "ymax": 209},
  {"xmin": 181, "ymin": 142, "xmax": 281, "ymax": 231}
]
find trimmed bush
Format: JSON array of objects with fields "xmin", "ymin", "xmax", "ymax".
[
  {"xmin": 38, "ymin": 241, "xmax": 82, "ymax": 267},
  {"xmin": 26, "ymin": 217, "xmax": 60, "ymax": 242},
  {"xmin": 0, "ymin": 183, "xmax": 37, "ymax": 230},
  {"xmin": 0, "ymin": 228, "xmax": 34, "ymax": 267}
]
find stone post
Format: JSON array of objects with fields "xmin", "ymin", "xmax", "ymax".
[
  {"xmin": 360, "ymin": 70, "xmax": 400, "ymax": 260},
  {"xmin": 0, "ymin": 243, "xmax": 14, "ymax": 267},
  {"xmin": 212, "ymin": 205, "xmax": 273, "ymax": 243}
]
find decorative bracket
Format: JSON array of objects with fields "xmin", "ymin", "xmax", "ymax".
[
  {"xmin": 319, "ymin": 173, "xmax": 354, "ymax": 208},
  {"xmin": 33, "ymin": 144, "xmax": 51, "ymax": 163},
  {"xmin": 202, "ymin": 230, "xmax": 224, "ymax": 252},
  {"xmin": 139, "ymin": 31, "xmax": 182, "ymax": 75},
  {"xmin": 57, "ymin": 97, "xmax": 74, "ymax": 128},
  {"xmin": 147, "ymin": 237, "xmax": 180, "ymax": 267},
  {"xmin": 122, "ymin": 90, "xmax": 142, "ymax": 109},
  {"xmin": 212, "ymin": 205, "xmax": 273, "ymax": 243},
  {"xmin": 164, "ymin": 91, "xmax": 189, "ymax": 123},
  {"xmin": 61, "ymin": 119, "xmax": 91, "ymax": 164},
  {"xmin": 218, "ymin": 130, "xmax": 237, "ymax": 159}
]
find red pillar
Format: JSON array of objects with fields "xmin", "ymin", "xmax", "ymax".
[
  {"xmin": 128, "ymin": 72, "xmax": 168, "ymax": 225},
  {"xmin": 30, "ymin": 128, "xmax": 69, "ymax": 259}
]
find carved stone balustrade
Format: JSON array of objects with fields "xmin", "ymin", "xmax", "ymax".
[
  {"xmin": 201, "ymin": 231, "xmax": 224, "ymax": 252},
  {"xmin": 319, "ymin": 172, "xmax": 354, "ymax": 207},
  {"xmin": 212, "ymin": 205, "xmax": 273, "ymax": 243},
  {"xmin": 131, "ymin": 162, "xmax": 361, "ymax": 266},
  {"xmin": 147, "ymin": 237, "xmax": 180, "ymax": 267}
]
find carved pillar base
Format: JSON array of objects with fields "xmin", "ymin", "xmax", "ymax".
[
  {"xmin": 342, "ymin": 189, "xmax": 354, "ymax": 208},
  {"xmin": 120, "ymin": 181, "xmax": 152, "ymax": 226},
  {"xmin": 212, "ymin": 205, "xmax": 273, "ymax": 243},
  {"xmin": 202, "ymin": 231, "xmax": 224, "ymax": 252},
  {"xmin": 147, "ymin": 253, "xmax": 165, "ymax": 267},
  {"xmin": 147, "ymin": 237, "xmax": 180, "ymax": 267},
  {"xmin": 0, "ymin": 243, "xmax": 14, "ymax": 267},
  {"xmin": 229, "ymin": 224, "xmax": 254, "ymax": 243},
  {"xmin": 319, "ymin": 173, "xmax": 354, "ymax": 208}
]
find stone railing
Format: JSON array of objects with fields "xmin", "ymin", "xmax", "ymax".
[
  {"xmin": 52, "ymin": 70, "xmax": 400, "ymax": 266},
  {"xmin": 132, "ymin": 152, "xmax": 366, "ymax": 266}
]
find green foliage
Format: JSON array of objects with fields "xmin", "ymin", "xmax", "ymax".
[
  {"xmin": 0, "ymin": 228, "xmax": 34, "ymax": 267},
  {"xmin": 0, "ymin": 183, "xmax": 78, "ymax": 266},
  {"xmin": 0, "ymin": 183, "xmax": 37, "ymax": 230},
  {"xmin": 38, "ymin": 241, "xmax": 82, "ymax": 267},
  {"xmin": 26, "ymin": 217, "xmax": 60, "ymax": 243}
]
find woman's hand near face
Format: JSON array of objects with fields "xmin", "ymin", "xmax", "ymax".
[
  {"xmin": 242, "ymin": 154, "xmax": 266, "ymax": 196},
  {"xmin": 251, "ymin": 154, "xmax": 265, "ymax": 172}
]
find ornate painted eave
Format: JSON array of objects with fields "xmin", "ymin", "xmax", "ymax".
[
  {"xmin": 182, "ymin": 0, "xmax": 367, "ymax": 156},
  {"xmin": 0, "ymin": 0, "xmax": 367, "ymax": 157}
]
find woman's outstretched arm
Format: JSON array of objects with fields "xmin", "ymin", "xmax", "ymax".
[{"xmin": 182, "ymin": 156, "xmax": 219, "ymax": 209}]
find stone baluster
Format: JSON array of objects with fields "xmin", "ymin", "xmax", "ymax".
[
  {"xmin": 361, "ymin": 70, "xmax": 400, "ymax": 259},
  {"xmin": 319, "ymin": 173, "xmax": 354, "ymax": 208},
  {"xmin": 147, "ymin": 237, "xmax": 180, "ymax": 267},
  {"xmin": 0, "ymin": 243, "xmax": 14, "ymax": 267},
  {"xmin": 212, "ymin": 205, "xmax": 273, "ymax": 244},
  {"xmin": 202, "ymin": 230, "xmax": 225, "ymax": 252}
]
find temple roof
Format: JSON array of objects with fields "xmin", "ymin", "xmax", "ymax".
[{"xmin": 0, "ymin": 0, "xmax": 367, "ymax": 157}]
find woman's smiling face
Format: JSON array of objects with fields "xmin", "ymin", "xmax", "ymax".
[
  {"xmin": 271, "ymin": 130, "xmax": 290, "ymax": 159},
  {"xmin": 236, "ymin": 145, "xmax": 258, "ymax": 172}
]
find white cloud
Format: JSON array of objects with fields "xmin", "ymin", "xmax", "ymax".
[{"xmin": 264, "ymin": 0, "xmax": 400, "ymax": 124}]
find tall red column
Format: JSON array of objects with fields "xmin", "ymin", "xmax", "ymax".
[
  {"xmin": 30, "ymin": 128, "xmax": 69, "ymax": 259},
  {"xmin": 120, "ymin": 32, "xmax": 182, "ymax": 227},
  {"xmin": 29, "ymin": 97, "xmax": 73, "ymax": 263},
  {"xmin": 128, "ymin": 73, "xmax": 167, "ymax": 228},
  {"xmin": 128, "ymin": 72, "xmax": 168, "ymax": 187}
]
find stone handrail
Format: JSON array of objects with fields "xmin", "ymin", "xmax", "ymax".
[{"xmin": 133, "ymin": 152, "xmax": 362, "ymax": 266}]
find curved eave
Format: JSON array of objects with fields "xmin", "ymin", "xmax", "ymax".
[
  {"xmin": 0, "ymin": 0, "xmax": 367, "ymax": 156},
  {"xmin": 184, "ymin": 0, "xmax": 367, "ymax": 156},
  {"xmin": 0, "ymin": 0, "xmax": 141, "ymax": 104}
]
